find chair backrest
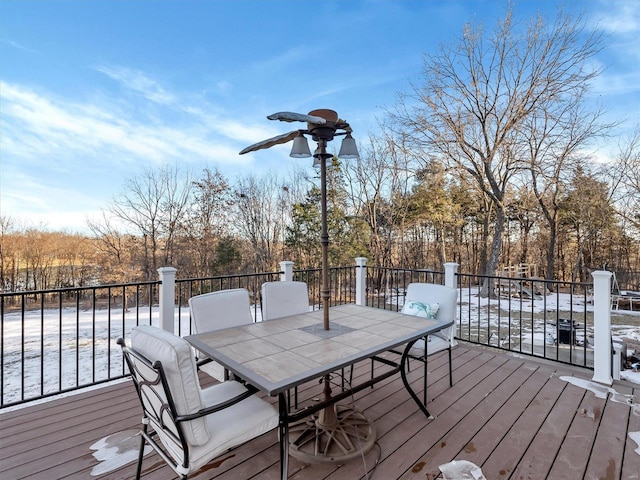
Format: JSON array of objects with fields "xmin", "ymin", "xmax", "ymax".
[
  {"xmin": 261, "ymin": 281, "xmax": 309, "ymax": 321},
  {"xmin": 188, "ymin": 288, "xmax": 253, "ymax": 334},
  {"xmin": 124, "ymin": 326, "xmax": 210, "ymax": 452},
  {"xmin": 404, "ymin": 283, "xmax": 458, "ymax": 342}
]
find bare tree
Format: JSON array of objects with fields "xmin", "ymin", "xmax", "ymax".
[
  {"xmin": 161, "ymin": 166, "xmax": 192, "ymax": 267},
  {"xmin": 342, "ymin": 131, "xmax": 414, "ymax": 269},
  {"xmin": 88, "ymin": 211, "xmax": 143, "ymax": 283},
  {"xmin": 98, "ymin": 164, "xmax": 192, "ymax": 279},
  {"xmin": 607, "ymin": 127, "xmax": 640, "ymax": 236},
  {"xmin": 0, "ymin": 216, "xmax": 17, "ymax": 291},
  {"xmin": 179, "ymin": 167, "xmax": 232, "ymax": 276},
  {"xmin": 523, "ymin": 87, "xmax": 610, "ymax": 284},
  {"xmin": 232, "ymin": 173, "xmax": 289, "ymax": 272},
  {"xmin": 393, "ymin": 6, "xmax": 603, "ymax": 295}
]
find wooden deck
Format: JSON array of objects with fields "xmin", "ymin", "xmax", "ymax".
[{"xmin": 2, "ymin": 344, "xmax": 639, "ymax": 480}]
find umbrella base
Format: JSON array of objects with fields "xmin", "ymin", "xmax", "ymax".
[{"xmin": 288, "ymin": 404, "xmax": 376, "ymax": 464}]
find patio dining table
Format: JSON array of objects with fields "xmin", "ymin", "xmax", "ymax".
[{"xmin": 185, "ymin": 303, "xmax": 452, "ymax": 479}]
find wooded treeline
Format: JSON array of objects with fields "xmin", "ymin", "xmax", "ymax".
[{"xmin": 2, "ymin": 6, "xmax": 639, "ymax": 293}]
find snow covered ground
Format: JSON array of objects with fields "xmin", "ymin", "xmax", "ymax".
[
  {"xmin": 2, "ymin": 288, "xmax": 639, "ymax": 407},
  {"xmin": 457, "ymin": 285, "xmax": 640, "ymax": 359}
]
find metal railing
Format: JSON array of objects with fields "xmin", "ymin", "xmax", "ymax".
[
  {"xmin": 0, "ymin": 266, "xmax": 358, "ymax": 408},
  {"xmin": 455, "ymin": 273, "xmax": 593, "ymax": 369},
  {"xmin": 364, "ymin": 266, "xmax": 445, "ymax": 311},
  {"xmin": 363, "ymin": 268, "xmax": 598, "ymax": 369},
  {"xmin": 2, "ymin": 262, "xmax": 622, "ymax": 409},
  {"xmin": 0, "ymin": 281, "xmax": 159, "ymax": 408}
]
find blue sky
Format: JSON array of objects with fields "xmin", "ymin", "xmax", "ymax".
[{"xmin": 1, "ymin": 0, "xmax": 639, "ymax": 233}]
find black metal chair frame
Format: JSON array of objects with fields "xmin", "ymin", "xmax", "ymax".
[
  {"xmin": 117, "ymin": 338, "xmax": 259, "ymax": 479},
  {"xmin": 372, "ymin": 332, "xmax": 454, "ymax": 408}
]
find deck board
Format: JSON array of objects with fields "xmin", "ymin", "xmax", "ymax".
[
  {"xmin": 583, "ymin": 384, "xmax": 630, "ymax": 480},
  {"xmin": 1, "ymin": 344, "xmax": 639, "ymax": 480},
  {"xmin": 397, "ymin": 356, "xmax": 527, "ymax": 479},
  {"xmin": 436, "ymin": 363, "xmax": 548, "ymax": 476},
  {"xmin": 481, "ymin": 368, "xmax": 567, "ymax": 479},
  {"xmin": 547, "ymin": 385, "xmax": 609, "ymax": 479},
  {"xmin": 509, "ymin": 378, "xmax": 584, "ymax": 479}
]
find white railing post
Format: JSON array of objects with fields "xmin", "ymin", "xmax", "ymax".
[
  {"xmin": 158, "ymin": 267, "xmax": 177, "ymax": 333},
  {"xmin": 355, "ymin": 257, "xmax": 367, "ymax": 306},
  {"xmin": 280, "ymin": 261, "xmax": 294, "ymax": 281},
  {"xmin": 444, "ymin": 262, "xmax": 459, "ymax": 289},
  {"xmin": 591, "ymin": 270, "xmax": 613, "ymax": 385}
]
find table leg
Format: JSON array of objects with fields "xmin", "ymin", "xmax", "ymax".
[
  {"xmin": 400, "ymin": 339, "xmax": 433, "ymax": 419},
  {"xmin": 278, "ymin": 393, "xmax": 289, "ymax": 479}
]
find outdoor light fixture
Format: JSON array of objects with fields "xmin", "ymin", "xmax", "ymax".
[
  {"xmin": 240, "ymin": 110, "xmax": 366, "ymax": 466},
  {"xmin": 289, "ymin": 132, "xmax": 312, "ymax": 158},
  {"xmin": 290, "ymin": 127, "xmax": 359, "ymax": 161},
  {"xmin": 240, "ymin": 109, "xmax": 359, "ymax": 331},
  {"xmin": 337, "ymin": 132, "xmax": 359, "ymax": 159}
]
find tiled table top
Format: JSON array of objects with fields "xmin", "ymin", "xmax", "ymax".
[{"xmin": 186, "ymin": 304, "xmax": 449, "ymax": 396}]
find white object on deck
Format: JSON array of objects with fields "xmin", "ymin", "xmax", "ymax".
[
  {"xmin": 629, "ymin": 431, "xmax": 640, "ymax": 455},
  {"xmin": 439, "ymin": 459, "xmax": 487, "ymax": 480},
  {"xmin": 90, "ymin": 430, "xmax": 152, "ymax": 476}
]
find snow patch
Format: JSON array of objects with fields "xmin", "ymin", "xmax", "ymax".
[
  {"xmin": 629, "ymin": 432, "xmax": 640, "ymax": 455},
  {"xmin": 620, "ymin": 369, "xmax": 640, "ymax": 385},
  {"xmin": 559, "ymin": 376, "xmax": 639, "ymax": 416},
  {"xmin": 90, "ymin": 429, "xmax": 151, "ymax": 476}
]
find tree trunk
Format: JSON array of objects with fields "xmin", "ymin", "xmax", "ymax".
[
  {"xmin": 546, "ymin": 222, "xmax": 558, "ymax": 291},
  {"xmin": 479, "ymin": 206, "xmax": 490, "ymax": 276},
  {"xmin": 479, "ymin": 206, "xmax": 505, "ymax": 297},
  {"xmin": 438, "ymin": 226, "xmax": 446, "ymax": 266}
]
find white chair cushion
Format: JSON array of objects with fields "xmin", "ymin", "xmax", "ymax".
[
  {"xmin": 189, "ymin": 289, "xmax": 254, "ymax": 382},
  {"xmin": 261, "ymin": 281, "xmax": 309, "ymax": 321},
  {"xmin": 130, "ymin": 325, "xmax": 210, "ymax": 446},
  {"xmin": 157, "ymin": 381, "xmax": 279, "ymax": 473},
  {"xmin": 404, "ymin": 283, "xmax": 457, "ymax": 343},
  {"xmin": 402, "ymin": 283, "xmax": 458, "ymax": 357},
  {"xmin": 186, "ymin": 381, "xmax": 279, "ymax": 472},
  {"xmin": 188, "ymin": 289, "xmax": 253, "ymax": 333},
  {"xmin": 409, "ymin": 328, "xmax": 458, "ymax": 356}
]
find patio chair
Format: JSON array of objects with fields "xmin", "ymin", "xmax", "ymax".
[
  {"xmin": 260, "ymin": 281, "xmax": 310, "ymax": 321},
  {"xmin": 373, "ymin": 283, "xmax": 458, "ymax": 404},
  {"xmin": 118, "ymin": 325, "xmax": 278, "ymax": 479},
  {"xmin": 402, "ymin": 282, "xmax": 458, "ymax": 387},
  {"xmin": 188, "ymin": 288, "xmax": 253, "ymax": 381}
]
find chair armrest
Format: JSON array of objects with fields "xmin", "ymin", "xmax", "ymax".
[{"xmin": 176, "ymin": 383, "xmax": 260, "ymax": 422}]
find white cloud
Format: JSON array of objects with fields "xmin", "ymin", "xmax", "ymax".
[
  {"xmin": 592, "ymin": 0, "xmax": 640, "ymax": 62},
  {"xmin": 596, "ymin": 0, "xmax": 640, "ymax": 34},
  {"xmin": 4, "ymin": 39, "xmax": 39, "ymax": 54},
  {"xmin": 0, "ymin": 76, "xmax": 271, "ymax": 233},
  {"xmin": 592, "ymin": 70, "xmax": 640, "ymax": 96},
  {"xmin": 0, "ymin": 80, "xmax": 253, "ymax": 166},
  {"xmin": 95, "ymin": 65, "xmax": 177, "ymax": 105}
]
